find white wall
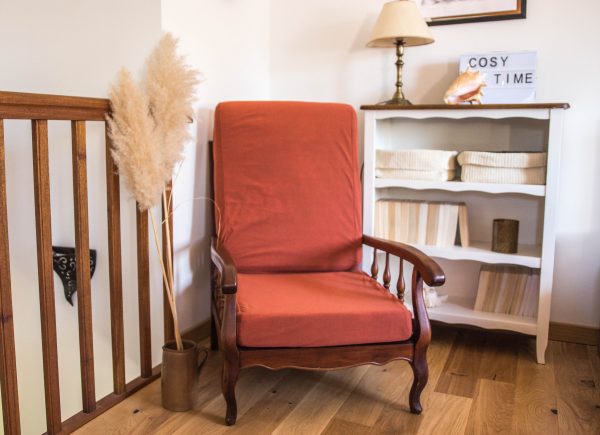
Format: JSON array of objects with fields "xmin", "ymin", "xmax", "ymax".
[
  {"xmin": 0, "ymin": 1, "xmax": 162, "ymax": 433},
  {"xmin": 268, "ymin": 0, "xmax": 600, "ymax": 328},
  {"xmin": 161, "ymin": 0, "xmax": 271, "ymax": 330}
]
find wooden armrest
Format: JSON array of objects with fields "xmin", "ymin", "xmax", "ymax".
[
  {"xmin": 362, "ymin": 235, "xmax": 445, "ymax": 287},
  {"xmin": 210, "ymin": 237, "xmax": 238, "ymax": 294}
]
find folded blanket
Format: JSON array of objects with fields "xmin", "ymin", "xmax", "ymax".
[
  {"xmin": 460, "ymin": 166, "xmax": 546, "ymax": 185},
  {"xmin": 458, "ymin": 152, "xmax": 547, "ymax": 168},
  {"xmin": 376, "ymin": 168, "xmax": 456, "ymax": 181},
  {"xmin": 376, "ymin": 149, "xmax": 458, "ymax": 171}
]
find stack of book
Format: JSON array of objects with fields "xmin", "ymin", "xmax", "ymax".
[
  {"xmin": 474, "ymin": 264, "xmax": 539, "ymax": 317},
  {"xmin": 375, "ymin": 200, "xmax": 469, "ymax": 247}
]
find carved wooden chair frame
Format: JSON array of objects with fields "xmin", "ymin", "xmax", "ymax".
[{"xmin": 210, "ymin": 234, "xmax": 445, "ymax": 425}]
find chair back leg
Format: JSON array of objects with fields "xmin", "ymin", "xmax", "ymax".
[{"xmin": 210, "ymin": 311, "xmax": 219, "ymax": 351}]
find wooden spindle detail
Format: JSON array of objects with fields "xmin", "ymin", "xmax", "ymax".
[
  {"xmin": 162, "ymin": 181, "xmax": 174, "ymax": 343},
  {"xmin": 105, "ymin": 129, "xmax": 125, "ymax": 395},
  {"xmin": 0, "ymin": 119, "xmax": 21, "ymax": 435},
  {"xmin": 136, "ymin": 208, "xmax": 152, "ymax": 378},
  {"xmin": 32, "ymin": 120, "xmax": 62, "ymax": 433},
  {"xmin": 397, "ymin": 259, "xmax": 406, "ymax": 303},
  {"xmin": 383, "ymin": 253, "xmax": 391, "ymax": 290},
  {"xmin": 71, "ymin": 120, "xmax": 96, "ymax": 412},
  {"xmin": 370, "ymin": 248, "xmax": 378, "ymax": 279}
]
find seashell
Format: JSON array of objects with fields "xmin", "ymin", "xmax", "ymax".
[
  {"xmin": 444, "ymin": 68, "xmax": 486, "ymax": 105},
  {"xmin": 423, "ymin": 285, "xmax": 448, "ymax": 309}
]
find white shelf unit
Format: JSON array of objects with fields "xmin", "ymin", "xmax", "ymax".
[{"xmin": 362, "ymin": 104, "xmax": 568, "ymax": 364}]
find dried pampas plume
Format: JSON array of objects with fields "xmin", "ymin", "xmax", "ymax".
[
  {"xmin": 145, "ymin": 33, "xmax": 200, "ymax": 179},
  {"xmin": 107, "ymin": 33, "xmax": 199, "ymax": 351},
  {"xmin": 107, "ymin": 69, "xmax": 163, "ymax": 210},
  {"xmin": 107, "ymin": 33, "xmax": 199, "ymax": 211}
]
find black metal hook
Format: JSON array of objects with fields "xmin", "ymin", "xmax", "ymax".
[{"xmin": 51, "ymin": 246, "xmax": 97, "ymax": 306}]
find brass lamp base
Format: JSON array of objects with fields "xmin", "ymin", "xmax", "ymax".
[
  {"xmin": 377, "ymin": 97, "xmax": 412, "ymax": 106},
  {"xmin": 377, "ymin": 39, "xmax": 413, "ymax": 106}
]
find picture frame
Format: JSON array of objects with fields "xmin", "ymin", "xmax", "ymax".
[{"xmin": 417, "ymin": 0, "xmax": 527, "ymax": 26}]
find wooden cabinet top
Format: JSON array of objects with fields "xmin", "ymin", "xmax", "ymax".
[{"xmin": 360, "ymin": 103, "xmax": 570, "ymax": 111}]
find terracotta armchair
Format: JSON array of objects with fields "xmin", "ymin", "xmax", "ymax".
[{"xmin": 210, "ymin": 101, "xmax": 445, "ymax": 425}]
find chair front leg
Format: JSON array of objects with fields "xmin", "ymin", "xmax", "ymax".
[
  {"xmin": 220, "ymin": 293, "xmax": 240, "ymax": 425},
  {"xmin": 409, "ymin": 348, "xmax": 429, "ymax": 414},
  {"xmin": 222, "ymin": 359, "xmax": 240, "ymax": 425},
  {"xmin": 409, "ymin": 269, "xmax": 431, "ymax": 414}
]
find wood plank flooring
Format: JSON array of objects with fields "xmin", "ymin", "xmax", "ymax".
[{"xmin": 75, "ymin": 327, "xmax": 600, "ymax": 434}]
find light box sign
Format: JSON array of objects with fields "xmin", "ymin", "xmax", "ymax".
[{"xmin": 459, "ymin": 51, "xmax": 537, "ymax": 104}]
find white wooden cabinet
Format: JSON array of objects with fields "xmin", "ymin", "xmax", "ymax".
[{"xmin": 361, "ymin": 103, "xmax": 569, "ymax": 364}]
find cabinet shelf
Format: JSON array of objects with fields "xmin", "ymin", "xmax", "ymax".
[
  {"xmin": 376, "ymin": 241, "xmax": 541, "ymax": 267},
  {"xmin": 374, "ymin": 178, "xmax": 546, "ymax": 197},
  {"xmin": 414, "ymin": 242, "xmax": 540, "ymax": 268},
  {"xmin": 413, "ymin": 296, "xmax": 537, "ymax": 335}
]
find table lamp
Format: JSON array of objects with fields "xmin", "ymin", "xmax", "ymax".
[{"xmin": 368, "ymin": 0, "xmax": 434, "ymax": 105}]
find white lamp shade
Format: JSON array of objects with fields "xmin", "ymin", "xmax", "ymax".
[{"xmin": 368, "ymin": 0, "xmax": 434, "ymax": 47}]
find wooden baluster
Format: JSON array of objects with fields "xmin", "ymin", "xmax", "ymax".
[
  {"xmin": 105, "ymin": 128, "xmax": 125, "ymax": 395},
  {"xmin": 71, "ymin": 120, "xmax": 96, "ymax": 412},
  {"xmin": 32, "ymin": 120, "xmax": 62, "ymax": 433},
  {"xmin": 383, "ymin": 253, "xmax": 391, "ymax": 290},
  {"xmin": 397, "ymin": 259, "xmax": 406, "ymax": 303},
  {"xmin": 162, "ymin": 181, "xmax": 174, "ymax": 343},
  {"xmin": 136, "ymin": 208, "xmax": 152, "ymax": 378},
  {"xmin": 0, "ymin": 119, "xmax": 21, "ymax": 435},
  {"xmin": 370, "ymin": 248, "xmax": 378, "ymax": 279}
]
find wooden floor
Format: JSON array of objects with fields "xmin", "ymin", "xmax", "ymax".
[{"xmin": 75, "ymin": 327, "xmax": 600, "ymax": 434}]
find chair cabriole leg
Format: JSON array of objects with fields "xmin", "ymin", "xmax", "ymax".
[
  {"xmin": 409, "ymin": 349, "xmax": 428, "ymax": 414},
  {"xmin": 222, "ymin": 361, "xmax": 239, "ymax": 425}
]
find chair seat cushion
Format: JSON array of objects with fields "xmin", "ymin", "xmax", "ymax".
[{"xmin": 236, "ymin": 271, "xmax": 413, "ymax": 348}]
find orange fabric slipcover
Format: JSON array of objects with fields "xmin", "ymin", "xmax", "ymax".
[
  {"xmin": 236, "ymin": 272, "xmax": 413, "ymax": 348},
  {"xmin": 213, "ymin": 101, "xmax": 362, "ymax": 273}
]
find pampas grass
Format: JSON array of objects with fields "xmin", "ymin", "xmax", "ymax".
[
  {"xmin": 108, "ymin": 33, "xmax": 199, "ymax": 351},
  {"xmin": 108, "ymin": 34, "xmax": 199, "ymax": 211},
  {"xmin": 145, "ymin": 33, "xmax": 199, "ymax": 177},
  {"xmin": 107, "ymin": 69, "xmax": 164, "ymax": 210}
]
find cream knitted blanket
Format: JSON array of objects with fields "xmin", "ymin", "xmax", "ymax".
[
  {"xmin": 376, "ymin": 149, "xmax": 458, "ymax": 171},
  {"xmin": 457, "ymin": 152, "xmax": 547, "ymax": 168}
]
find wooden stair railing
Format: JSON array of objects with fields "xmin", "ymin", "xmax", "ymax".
[{"xmin": 0, "ymin": 91, "xmax": 172, "ymax": 435}]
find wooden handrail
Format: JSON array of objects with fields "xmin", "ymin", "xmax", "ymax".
[
  {"xmin": 0, "ymin": 91, "xmax": 110, "ymax": 121},
  {"xmin": 0, "ymin": 90, "xmax": 172, "ymax": 434}
]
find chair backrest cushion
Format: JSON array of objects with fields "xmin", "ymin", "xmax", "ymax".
[{"xmin": 213, "ymin": 101, "xmax": 362, "ymax": 273}]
